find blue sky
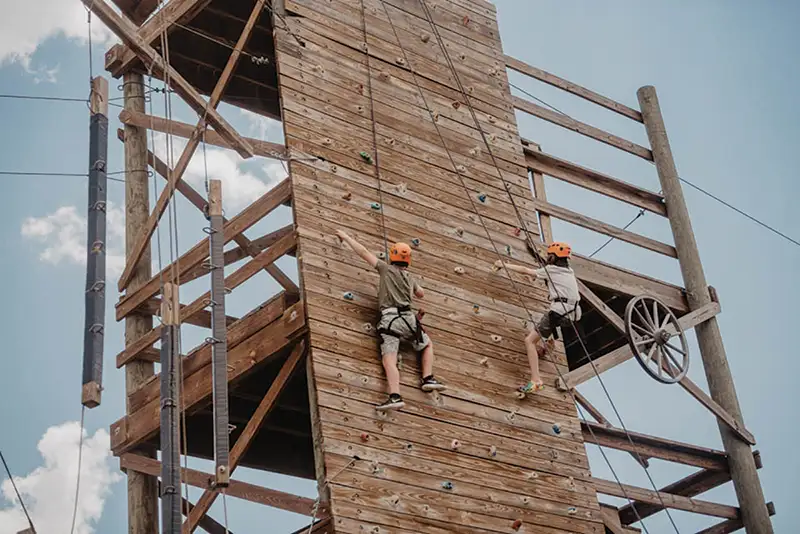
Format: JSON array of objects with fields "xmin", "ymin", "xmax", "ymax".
[{"xmin": 1, "ymin": 1, "xmax": 798, "ymax": 532}]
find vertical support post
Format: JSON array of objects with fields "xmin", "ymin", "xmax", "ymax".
[
  {"xmin": 207, "ymin": 179, "xmax": 230, "ymax": 487},
  {"xmin": 160, "ymin": 282, "xmax": 182, "ymax": 534},
  {"xmin": 637, "ymin": 85, "xmax": 773, "ymax": 534},
  {"xmin": 123, "ymin": 72, "xmax": 158, "ymax": 534},
  {"xmin": 82, "ymin": 76, "xmax": 109, "ymax": 409}
]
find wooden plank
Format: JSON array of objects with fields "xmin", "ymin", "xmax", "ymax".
[
  {"xmin": 120, "ymin": 453, "xmax": 320, "ymax": 516},
  {"xmin": 118, "ymin": 110, "xmax": 292, "ymax": 160},
  {"xmin": 106, "ymin": 0, "xmax": 211, "ymax": 74},
  {"xmin": 513, "ymin": 95, "xmax": 653, "ymax": 161},
  {"xmin": 116, "ymin": 231, "xmax": 296, "ymax": 366},
  {"xmin": 115, "ymin": 179, "xmax": 292, "ymax": 321},
  {"xmin": 110, "ymin": 302, "xmax": 306, "ymax": 454},
  {"xmin": 591, "ymin": 477, "xmax": 739, "ymax": 519},
  {"xmin": 582, "ymin": 421, "xmax": 729, "ymax": 471},
  {"xmin": 618, "ymin": 452, "xmax": 762, "ymax": 524},
  {"xmin": 138, "ymin": 298, "xmax": 237, "ymax": 328},
  {"xmin": 533, "ymin": 197, "xmax": 676, "ymax": 257},
  {"xmin": 677, "ymin": 375, "xmax": 756, "ymax": 445},
  {"xmin": 577, "ymin": 280, "xmax": 626, "ymax": 333},
  {"xmin": 505, "ymin": 55, "xmax": 643, "ymax": 122},
  {"xmin": 81, "ymin": 0, "xmax": 252, "ymax": 158},
  {"xmin": 183, "ymin": 340, "xmax": 307, "ymax": 533},
  {"xmin": 696, "ymin": 502, "xmax": 775, "ymax": 534},
  {"xmin": 524, "ymin": 148, "xmax": 666, "ymax": 216},
  {"xmin": 557, "ymin": 302, "xmax": 720, "ymax": 390}
]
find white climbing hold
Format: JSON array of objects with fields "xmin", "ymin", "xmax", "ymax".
[
  {"xmin": 385, "ymin": 137, "xmax": 396, "ymax": 146},
  {"xmin": 396, "ymin": 182, "xmax": 407, "ymax": 194},
  {"xmin": 360, "ymin": 42, "xmax": 368, "ymax": 52},
  {"xmin": 489, "ymin": 445, "xmax": 497, "ymax": 457},
  {"xmin": 488, "ymin": 67, "xmax": 497, "ymax": 76},
  {"xmin": 330, "ymin": 165, "xmax": 338, "ymax": 173},
  {"xmin": 567, "ymin": 507, "xmax": 577, "ymax": 516},
  {"xmin": 455, "ymin": 227, "xmax": 464, "ymax": 237},
  {"xmin": 450, "ymin": 439, "xmax": 460, "ymax": 450},
  {"xmin": 456, "ymin": 164, "xmax": 467, "ymax": 173},
  {"xmin": 395, "ymin": 57, "xmax": 406, "ymax": 66},
  {"xmin": 527, "ymin": 472, "xmax": 539, "ymax": 480},
  {"xmin": 550, "ymin": 450, "xmax": 560, "ymax": 460},
  {"xmin": 454, "ymin": 266, "xmax": 465, "ymax": 275},
  {"xmin": 491, "ymin": 334, "xmax": 502, "ymax": 343},
  {"xmin": 489, "ymin": 133, "xmax": 497, "ymax": 142},
  {"xmin": 459, "ymin": 53, "xmax": 466, "ymax": 61},
  {"xmin": 432, "ymin": 111, "xmax": 440, "ymax": 122},
  {"xmin": 488, "ymin": 115, "xmax": 497, "ymax": 124},
  {"xmin": 480, "ymin": 357, "xmax": 489, "ymax": 366},
  {"xmin": 469, "ymin": 146, "xmax": 480, "ymax": 156},
  {"xmin": 421, "ymin": 33, "xmax": 431, "ymax": 43},
  {"xmin": 322, "ymin": 138, "xmax": 332, "ymax": 146}
]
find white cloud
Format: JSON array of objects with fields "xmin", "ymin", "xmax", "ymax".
[
  {"xmin": 239, "ymin": 108, "xmax": 284, "ymax": 142},
  {"xmin": 0, "ymin": 422, "xmax": 121, "ymax": 534},
  {"xmin": 21, "ymin": 203, "xmax": 126, "ymax": 275},
  {"xmin": 0, "ymin": 1, "xmax": 116, "ymax": 81},
  {"xmin": 151, "ymin": 133, "xmax": 287, "ymax": 214}
]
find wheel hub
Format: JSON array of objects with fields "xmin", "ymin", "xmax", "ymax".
[{"xmin": 653, "ymin": 329, "xmax": 671, "ymax": 346}]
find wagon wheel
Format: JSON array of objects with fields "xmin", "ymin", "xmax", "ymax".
[{"xmin": 624, "ymin": 295, "xmax": 690, "ymax": 384}]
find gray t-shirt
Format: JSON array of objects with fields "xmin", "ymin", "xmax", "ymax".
[
  {"xmin": 376, "ymin": 261, "xmax": 420, "ymax": 310},
  {"xmin": 534, "ymin": 265, "xmax": 581, "ymax": 316}
]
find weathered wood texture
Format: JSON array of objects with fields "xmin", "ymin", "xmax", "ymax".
[{"xmin": 273, "ymin": 1, "xmax": 601, "ymax": 532}]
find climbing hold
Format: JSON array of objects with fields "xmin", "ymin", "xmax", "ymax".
[
  {"xmin": 491, "ymin": 334, "xmax": 502, "ymax": 343},
  {"xmin": 505, "ymin": 245, "xmax": 513, "ymax": 255},
  {"xmin": 513, "ymin": 227, "xmax": 522, "ymax": 236},
  {"xmin": 454, "ymin": 266, "xmax": 465, "ymax": 275},
  {"xmin": 463, "ymin": 15, "xmax": 470, "ymax": 26},
  {"xmin": 450, "ymin": 439, "xmax": 460, "ymax": 450},
  {"xmin": 478, "ymin": 193, "xmax": 488, "ymax": 203},
  {"xmin": 567, "ymin": 507, "xmax": 577, "ymax": 516},
  {"xmin": 552, "ymin": 424, "xmax": 561, "ymax": 435},
  {"xmin": 488, "ymin": 115, "xmax": 497, "ymax": 124},
  {"xmin": 385, "ymin": 137, "xmax": 396, "ymax": 146},
  {"xmin": 527, "ymin": 472, "xmax": 539, "ymax": 480},
  {"xmin": 363, "ymin": 323, "xmax": 374, "ymax": 333},
  {"xmin": 480, "ymin": 357, "xmax": 489, "ymax": 366},
  {"xmin": 357, "ymin": 105, "xmax": 364, "ymax": 113},
  {"xmin": 550, "ymin": 450, "xmax": 560, "ymax": 460},
  {"xmin": 343, "ymin": 292, "xmax": 354, "ymax": 301},
  {"xmin": 489, "ymin": 445, "xmax": 497, "ymax": 457},
  {"xmin": 459, "ymin": 53, "xmax": 466, "ymax": 61},
  {"xmin": 467, "ymin": 86, "xmax": 475, "ymax": 94},
  {"xmin": 360, "ymin": 151, "xmax": 374, "ymax": 164},
  {"xmin": 396, "ymin": 182, "xmax": 407, "ymax": 194},
  {"xmin": 330, "ymin": 165, "xmax": 338, "ymax": 173},
  {"xmin": 488, "ymin": 133, "xmax": 497, "ymax": 142},
  {"xmin": 360, "ymin": 42, "xmax": 368, "ymax": 53},
  {"xmin": 395, "ymin": 57, "xmax": 406, "ymax": 66},
  {"xmin": 371, "ymin": 462, "xmax": 382, "ymax": 475},
  {"xmin": 452, "ymin": 101, "xmax": 461, "ymax": 110},
  {"xmin": 322, "ymin": 137, "xmax": 332, "ymax": 146},
  {"xmin": 473, "ymin": 304, "xmax": 480, "ymax": 314},
  {"xmin": 371, "ymin": 202, "xmax": 382, "ymax": 210},
  {"xmin": 432, "ymin": 111, "xmax": 440, "ymax": 122},
  {"xmin": 360, "ymin": 432, "xmax": 370, "ymax": 442},
  {"xmin": 512, "ymin": 519, "xmax": 523, "ymax": 531},
  {"xmin": 377, "ymin": 251, "xmax": 386, "ymax": 259},
  {"xmin": 456, "ymin": 164, "xmax": 467, "ymax": 173},
  {"xmin": 442, "ymin": 481, "xmax": 454, "ymax": 490},
  {"xmin": 377, "ymin": 72, "xmax": 390, "ymax": 82},
  {"xmin": 469, "ymin": 147, "xmax": 480, "ymax": 156},
  {"xmin": 312, "ymin": 64, "xmax": 323, "ymax": 73},
  {"xmin": 290, "ymin": 310, "xmax": 298, "ymax": 322},
  {"xmin": 455, "ymin": 226, "xmax": 464, "ymax": 237},
  {"xmin": 357, "ymin": 83, "xmax": 365, "ymax": 95},
  {"xmin": 488, "ymin": 67, "xmax": 497, "ymax": 76},
  {"xmin": 420, "ymin": 33, "xmax": 431, "ymax": 43},
  {"xmin": 342, "ymin": 192, "xmax": 353, "ymax": 201},
  {"xmin": 411, "ymin": 238, "xmax": 421, "ymax": 247}
]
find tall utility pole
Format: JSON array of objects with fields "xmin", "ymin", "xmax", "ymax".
[
  {"xmin": 123, "ymin": 72, "xmax": 159, "ymax": 534},
  {"xmin": 638, "ymin": 85, "xmax": 774, "ymax": 534}
]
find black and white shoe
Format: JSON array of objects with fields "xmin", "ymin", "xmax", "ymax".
[
  {"xmin": 376, "ymin": 394, "xmax": 405, "ymax": 411},
  {"xmin": 421, "ymin": 375, "xmax": 447, "ymax": 392}
]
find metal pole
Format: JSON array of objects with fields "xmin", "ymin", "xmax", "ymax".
[
  {"xmin": 637, "ymin": 85, "xmax": 773, "ymax": 534},
  {"xmin": 123, "ymin": 72, "xmax": 159, "ymax": 534},
  {"xmin": 160, "ymin": 282, "xmax": 182, "ymax": 534},
  {"xmin": 82, "ymin": 76, "xmax": 109, "ymax": 409}
]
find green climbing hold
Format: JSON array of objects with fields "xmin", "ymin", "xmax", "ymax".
[
  {"xmin": 441, "ymin": 481, "xmax": 454, "ymax": 490},
  {"xmin": 371, "ymin": 202, "xmax": 381, "ymax": 210},
  {"xmin": 360, "ymin": 151, "xmax": 374, "ymax": 164}
]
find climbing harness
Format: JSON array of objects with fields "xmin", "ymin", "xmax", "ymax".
[{"xmin": 377, "ymin": 305, "xmax": 425, "ymax": 346}]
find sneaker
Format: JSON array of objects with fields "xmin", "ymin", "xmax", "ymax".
[
  {"xmin": 421, "ymin": 375, "xmax": 447, "ymax": 392},
  {"xmin": 376, "ymin": 394, "xmax": 405, "ymax": 411}
]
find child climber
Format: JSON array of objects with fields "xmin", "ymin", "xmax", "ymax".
[
  {"xmin": 495, "ymin": 242, "xmax": 581, "ymax": 395},
  {"xmin": 336, "ymin": 230, "xmax": 446, "ymax": 411}
]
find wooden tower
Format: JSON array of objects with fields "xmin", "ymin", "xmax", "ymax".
[{"xmin": 86, "ymin": 0, "xmax": 774, "ymax": 532}]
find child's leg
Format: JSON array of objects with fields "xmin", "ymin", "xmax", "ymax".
[
  {"xmin": 524, "ymin": 329, "xmax": 545, "ymax": 385},
  {"xmin": 382, "ymin": 352, "xmax": 401, "ymax": 395},
  {"xmin": 420, "ymin": 340, "xmax": 434, "ymax": 378}
]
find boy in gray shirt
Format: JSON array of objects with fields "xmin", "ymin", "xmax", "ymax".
[{"xmin": 337, "ymin": 230, "xmax": 446, "ymax": 411}]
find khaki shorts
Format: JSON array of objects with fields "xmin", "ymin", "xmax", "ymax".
[
  {"xmin": 377, "ymin": 311, "xmax": 430, "ymax": 356},
  {"xmin": 536, "ymin": 305, "xmax": 582, "ymax": 339}
]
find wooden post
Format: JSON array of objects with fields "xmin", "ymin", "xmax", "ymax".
[
  {"xmin": 82, "ymin": 76, "xmax": 109, "ymax": 409},
  {"xmin": 160, "ymin": 282, "xmax": 182, "ymax": 534},
  {"xmin": 637, "ymin": 85, "xmax": 773, "ymax": 534},
  {"xmin": 123, "ymin": 72, "xmax": 158, "ymax": 534}
]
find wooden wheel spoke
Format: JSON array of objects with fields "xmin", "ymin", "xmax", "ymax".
[
  {"xmin": 660, "ymin": 313, "xmax": 672, "ymax": 330},
  {"xmin": 643, "ymin": 344, "xmax": 657, "ymax": 365},
  {"xmin": 655, "ymin": 347, "xmax": 664, "ymax": 377},
  {"xmin": 652, "ymin": 300, "xmax": 660, "ymax": 332},
  {"xmin": 641, "ymin": 301, "xmax": 657, "ymax": 331},
  {"xmin": 664, "ymin": 340, "xmax": 687, "ymax": 357},
  {"xmin": 633, "ymin": 307, "xmax": 655, "ymax": 333},
  {"xmin": 634, "ymin": 338, "xmax": 655, "ymax": 348},
  {"xmin": 631, "ymin": 322, "xmax": 654, "ymax": 337},
  {"xmin": 626, "ymin": 295, "xmax": 689, "ymax": 384},
  {"xmin": 663, "ymin": 346, "xmax": 684, "ymax": 372}
]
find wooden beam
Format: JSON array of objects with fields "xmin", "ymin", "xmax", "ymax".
[
  {"xmin": 121, "ymin": 453, "xmax": 320, "ymax": 516},
  {"xmin": 118, "ymin": 110, "xmax": 291, "ymax": 160},
  {"xmin": 158, "ymin": 481, "xmax": 232, "ymax": 534},
  {"xmin": 513, "ymin": 96, "xmax": 653, "ymax": 161},
  {"xmin": 557, "ymin": 301, "xmax": 720, "ymax": 390},
  {"xmin": 505, "ymin": 55, "xmax": 643, "ymax": 122},
  {"xmin": 288, "ymin": 518, "xmax": 331, "ymax": 534},
  {"xmin": 115, "ymin": 178, "xmax": 292, "ymax": 321},
  {"xmin": 618, "ymin": 451, "xmax": 763, "ymax": 525},
  {"xmin": 697, "ymin": 502, "xmax": 775, "ymax": 534},
  {"xmin": 533, "ymin": 198, "xmax": 676, "ymax": 257},
  {"xmin": 524, "ymin": 147, "xmax": 666, "ymax": 216},
  {"xmin": 600, "ymin": 505, "xmax": 640, "ymax": 534},
  {"xmin": 184, "ymin": 341, "xmax": 307, "ymax": 533},
  {"xmin": 135, "ymin": 130, "xmax": 299, "ymax": 295},
  {"xmin": 110, "ymin": 0, "xmax": 160, "ymax": 25},
  {"xmin": 591, "ymin": 477, "xmax": 740, "ymax": 519},
  {"xmin": 117, "ymin": 231, "xmax": 296, "ymax": 367},
  {"xmin": 677, "ymin": 375, "xmax": 756, "ymax": 445},
  {"xmin": 139, "ymin": 298, "xmax": 238, "ymax": 328},
  {"xmin": 115, "ymin": 0, "xmax": 263, "ymax": 292},
  {"xmin": 106, "ymin": 0, "xmax": 213, "ymax": 76},
  {"xmin": 524, "ymin": 142, "xmax": 553, "ymax": 243},
  {"xmin": 582, "ymin": 421, "xmax": 729, "ymax": 471},
  {"xmin": 82, "ymin": 0, "xmax": 252, "ymax": 158},
  {"xmin": 577, "ymin": 279, "xmax": 626, "ymax": 333},
  {"xmin": 110, "ymin": 302, "xmax": 306, "ymax": 454}
]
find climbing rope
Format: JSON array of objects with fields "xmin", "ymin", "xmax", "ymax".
[
  {"xmin": 379, "ymin": 2, "xmax": 677, "ymax": 530},
  {"xmin": 359, "ymin": 0, "xmax": 390, "ymax": 259},
  {"xmin": 69, "ymin": 406, "xmax": 87, "ymax": 534},
  {"xmin": 303, "ymin": 457, "xmax": 360, "ymax": 534},
  {"xmin": 0, "ymin": 450, "xmax": 36, "ymax": 533}
]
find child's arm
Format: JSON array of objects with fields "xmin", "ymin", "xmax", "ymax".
[
  {"xmin": 414, "ymin": 282, "xmax": 425, "ymax": 299},
  {"xmin": 336, "ymin": 230, "xmax": 379, "ymax": 268},
  {"xmin": 494, "ymin": 259, "xmax": 539, "ymax": 277}
]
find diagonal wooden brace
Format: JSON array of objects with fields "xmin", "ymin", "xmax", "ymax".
[{"xmin": 183, "ymin": 340, "xmax": 307, "ymax": 533}]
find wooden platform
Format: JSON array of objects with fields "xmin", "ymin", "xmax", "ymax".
[{"xmin": 274, "ymin": 0, "xmax": 604, "ymax": 532}]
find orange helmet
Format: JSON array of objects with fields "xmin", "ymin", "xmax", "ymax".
[
  {"xmin": 547, "ymin": 242, "xmax": 571, "ymax": 258},
  {"xmin": 389, "ymin": 242, "xmax": 412, "ymax": 265}
]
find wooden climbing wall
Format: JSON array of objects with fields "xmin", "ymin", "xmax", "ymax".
[{"xmin": 273, "ymin": 0, "xmax": 604, "ymax": 532}]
